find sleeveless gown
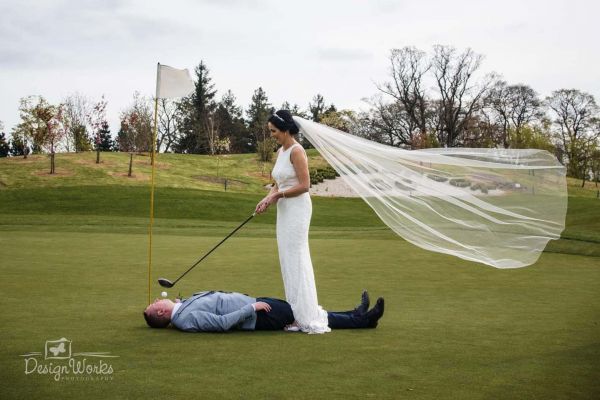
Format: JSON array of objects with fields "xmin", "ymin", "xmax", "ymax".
[{"xmin": 271, "ymin": 143, "xmax": 331, "ymax": 334}]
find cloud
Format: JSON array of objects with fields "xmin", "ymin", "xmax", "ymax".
[
  {"xmin": 316, "ymin": 48, "xmax": 373, "ymax": 62},
  {"xmin": 198, "ymin": 0, "xmax": 267, "ymax": 7},
  {"xmin": 0, "ymin": 0, "xmax": 201, "ymax": 70}
]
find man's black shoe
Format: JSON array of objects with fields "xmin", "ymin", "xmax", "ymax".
[
  {"xmin": 366, "ymin": 297, "xmax": 385, "ymax": 328},
  {"xmin": 353, "ymin": 290, "xmax": 370, "ymax": 315}
]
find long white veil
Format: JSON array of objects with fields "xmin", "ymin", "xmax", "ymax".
[{"xmin": 293, "ymin": 117, "xmax": 567, "ymax": 269}]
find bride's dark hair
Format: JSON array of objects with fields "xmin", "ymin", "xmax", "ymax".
[{"xmin": 268, "ymin": 110, "xmax": 300, "ymax": 135}]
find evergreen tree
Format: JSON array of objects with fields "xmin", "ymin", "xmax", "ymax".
[
  {"xmin": 246, "ymin": 87, "xmax": 272, "ymax": 157},
  {"xmin": 306, "ymin": 94, "xmax": 336, "ymax": 149},
  {"xmin": 309, "ymin": 94, "xmax": 327, "ymax": 122},
  {"xmin": 97, "ymin": 121, "xmax": 113, "ymax": 151},
  {"xmin": 174, "ymin": 61, "xmax": 217, "ymax": 153},
  {"xmin": 115, "ymin": 127, "xmax": 129, "ymax": 152},
  {"xmin": 73, "ymin": 124, "xmax": 92, "ymax": 152},
  {"xmin": 9, "ymin": 126, "xmax": 28, "ymax": 157},
  {"xmin": 0, "ymin": 132, "xmax": 9, "ymax": 157},
  {"xmin": 217, "ymin": 90, "xmax": 251, "ymax": 153},
  {"xmin": 280, "ymin": 102, "xmax": 309, "ymax": 119}
]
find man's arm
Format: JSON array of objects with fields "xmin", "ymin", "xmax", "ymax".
[{"xmin": 182, "ymin": 304, "xmax": 256, "ymax": 332}]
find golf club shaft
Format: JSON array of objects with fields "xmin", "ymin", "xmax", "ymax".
[{"xmin": 171, "ymin": 212, "xmax": 256, "ymax": 285}]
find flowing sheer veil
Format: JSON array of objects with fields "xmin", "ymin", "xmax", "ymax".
[{"xmin": 293, "ymin": 117, "xmax": 567, "ymax": 269}]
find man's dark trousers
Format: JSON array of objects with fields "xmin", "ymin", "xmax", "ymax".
[{"xmin": 254, "ymin": 297, "xmax": 370, "ymax": 331}]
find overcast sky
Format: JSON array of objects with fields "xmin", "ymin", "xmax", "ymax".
[{"xmin": 1, "ymin": 0, "xmax": 598, "ymax": 134}]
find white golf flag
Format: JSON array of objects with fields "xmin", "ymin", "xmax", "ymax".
[{"xmin": 155, "ymin": 63, "xmax": 195, "ymax": 99}]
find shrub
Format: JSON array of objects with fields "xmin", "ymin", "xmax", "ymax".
[
  {"xmin": 449, "ymin": 178, "xmax": 470, "ymax": 188},
  {"xmin": 428, "ymin": 174, "xmax": 448, "ymax": 182}
]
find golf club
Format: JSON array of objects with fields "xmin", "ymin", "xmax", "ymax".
[{"xmin": 157, "ymin": 212, "xmax": 257, "ymax": 288}]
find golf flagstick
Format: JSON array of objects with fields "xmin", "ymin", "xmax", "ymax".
[
  {"xmin": 148, "ymin": 63, "xmax": 160, "ymax": 305},
  {"xmin": 148, "ymin": 63, "xmax": 195, "ymax": 304}
]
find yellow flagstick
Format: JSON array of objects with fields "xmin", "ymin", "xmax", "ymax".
[{"xmin": 148, "ymin": 62, "xmax": 161, "ymax": 305}]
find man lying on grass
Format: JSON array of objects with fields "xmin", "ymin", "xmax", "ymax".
[{"xmin": 143, "ymin": 290, "xmax": 384, "ymax": 332}]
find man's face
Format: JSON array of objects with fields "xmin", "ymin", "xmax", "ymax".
[{"xmin": 144, "ymin": 299, "xmax": 172, "ymax": 317}]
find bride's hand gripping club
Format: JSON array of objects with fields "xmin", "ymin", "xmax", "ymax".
[{"xmin": 255, "ymin": 192, "xmax": 282, "ymax": 214}]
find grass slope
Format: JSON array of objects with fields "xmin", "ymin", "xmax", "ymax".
[{"xmin": 0, "ymin": 150, "xmax": 333, "ymax": 192}]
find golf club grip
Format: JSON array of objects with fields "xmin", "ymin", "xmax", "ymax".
[{"xmin": 173, "ymin": 213, "xmax": 256, "ymax": 284}]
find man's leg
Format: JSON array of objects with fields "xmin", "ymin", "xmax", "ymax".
[
  {"xmin": 328, "ymin": 297, "xmax": 385, "ymax": 329},
  {"xmin": 254, "ymin": 297, "xmax": 295, "ymax": 330},
  {"xmin": 327, "ymin": 310, "xmax": 370, "ymax": 329}
]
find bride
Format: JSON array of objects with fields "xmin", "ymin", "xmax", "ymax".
[{"xmin": 255, "ymin": 110, "xmax": 331, "ymax": 334}]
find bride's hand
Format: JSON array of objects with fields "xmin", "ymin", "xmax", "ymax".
[
  {"xmin": 255, "ymin": 193, "xmax": 280, "ymax": 214},
  {"xmin": 254, "ymin": 196, "xmax": 269, "ymax": 214}
]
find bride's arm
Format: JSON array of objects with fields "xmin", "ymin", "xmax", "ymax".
[
  {"xmin": 268, "ymin": 181, "xmax": 279, "ymax": 195},
  {"xmin": 255, "ymin": 152, "xmax": 280, "ymax": 213}
]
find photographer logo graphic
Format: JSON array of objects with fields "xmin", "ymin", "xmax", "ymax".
[
  {"xmin": 45, "ymin": 338, "xmax": 71, "ymax": 359},
  {"xmin": 20, "ymin": 338, "xmax": 118, "ymax": 382}
]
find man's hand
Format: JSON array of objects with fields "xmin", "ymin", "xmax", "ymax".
[{"xmin": 253, "ymin": 301, "xmax": 272, "ymax": 312}]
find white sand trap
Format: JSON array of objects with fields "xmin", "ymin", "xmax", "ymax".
[
  {"xmin": 310, "ymin": 177, "xmax": 360, "ymax": 198},
  {"xmin": 269, "ymin": 177, "xmax": 508, "ymax": 198}
]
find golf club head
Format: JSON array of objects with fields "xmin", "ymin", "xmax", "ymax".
[{"xmin": 157, "ymin": 278, "xmax": 174, "ymax": 288}]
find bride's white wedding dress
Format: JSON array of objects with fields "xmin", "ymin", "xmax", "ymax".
[{"xmin": 271, "ymin": 142, "xmax": 331, "ymax": 334}]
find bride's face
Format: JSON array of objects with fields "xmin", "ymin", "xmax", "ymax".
[{"xmin": 268, "ymin": 122, "xmax": 287, "ymax": 144}]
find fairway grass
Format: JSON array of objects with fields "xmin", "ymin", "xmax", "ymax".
[
  {"xmin": 0, "ymin": 228, "xmax": 598, "ymax": 399},
  {"xmin": 0, "ymin": 166, "xmax": 598, "ymax": 398}
]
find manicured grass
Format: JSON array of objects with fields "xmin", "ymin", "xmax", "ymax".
[
  {"xmin": 0, "ymin": 152, "xmax": 598, "ymax": 399},
  {"xmin": 0, "ymin": 225, "xmax": 598, "ymax": 399}
]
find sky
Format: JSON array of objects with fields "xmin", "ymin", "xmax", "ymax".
[{"xmin": 1, "ymin": 0, "xmax": 599, "ymax": 135}]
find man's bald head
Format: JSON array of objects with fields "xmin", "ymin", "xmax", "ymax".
[{"xmin": 143, "ymin": 299, "xmax": 175, "ymax": 328}]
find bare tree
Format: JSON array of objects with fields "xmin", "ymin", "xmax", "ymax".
[
  {"xmin": 377, "ymin": 47, "xmax": 430, "ymax": 142},
  {"xmin": 589, "ymin": 142, "xmax": 600, "ymax": 187},
  {"xmin": 509, "ymin": 85, "xmax": 543, "ymax": 145},
  {"xmin": 87, "ymin": 96, "xmax": 108, "ymax": 163},
  {"xmin": 157, "ymin": 98, "xmax": 181, "ymax": 153},
  {"xmin": 460, "ymin": 112, "xmax": 498, "ymax": 148},
  {"xmin": 485, "ymin": 81, "xmax": 511, "ymax": 147},
  {"xmin": 44, "ymin": 105, "xmax": 67, "ymax": 174},
  {"xmin": 486, "ymin": 81, "xmax": 542, "ymax": 148},
  {"xmin": 349, "ymin": 111, "xmax": 384, "ymax": 143},
  {"xmin": 204, "ymin": 113, "xmax": 220, "ymax": 155},
  {"xmin": 364, "ymin": 95, "xmax": 417, "ymax": 147},
  {"xmin": 546, "ymin": 89, "xmax": 600, "ymax": 178},
  {"xmin": 431, "ymin": 45, "xmax": 497, "ymax": 147},
  {"xmin": 62, "ymin": 93, "xmax": 91, "ymax": 152}
]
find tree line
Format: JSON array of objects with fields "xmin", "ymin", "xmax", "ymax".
[
  {"xmin": 1, "ymin": 45, "xmax": 599, "ymax": 184},
  {"xmin": 349, "ymin": 46, "xmax": 600, "ymax": 183}
]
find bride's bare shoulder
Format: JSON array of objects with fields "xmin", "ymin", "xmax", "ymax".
[{"xmin": 290, "ymin": 144, "xmax": 308, "ymax": 165}]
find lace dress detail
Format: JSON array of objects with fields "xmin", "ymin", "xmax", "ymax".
[{"xmin": 271, "ymin": 143, "xmax": 331, "ymax": 334}]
